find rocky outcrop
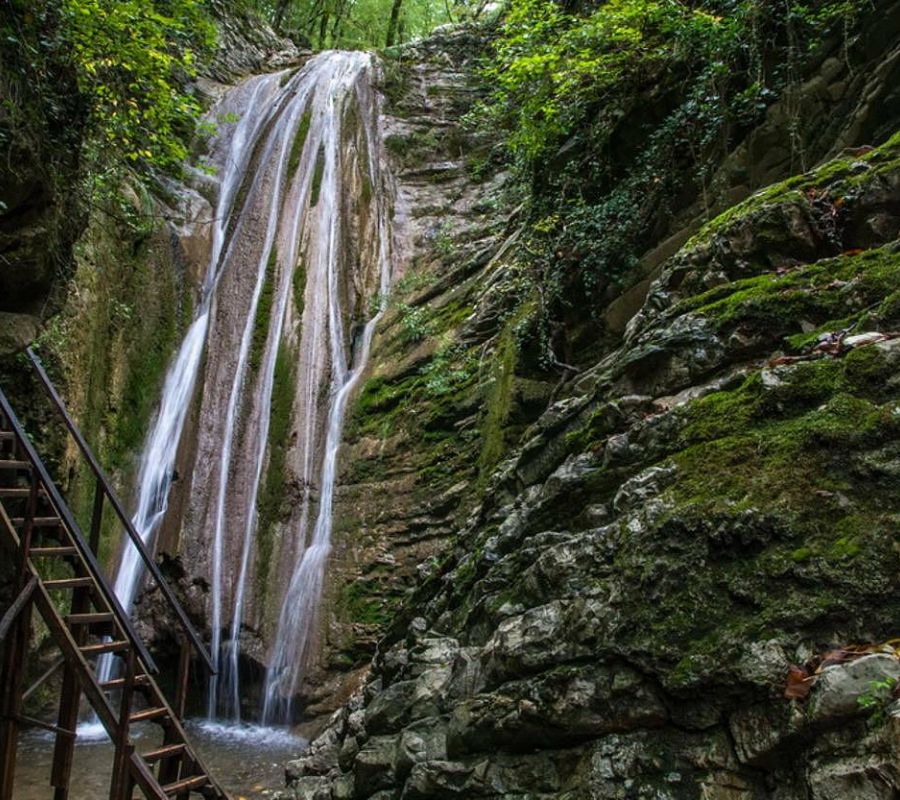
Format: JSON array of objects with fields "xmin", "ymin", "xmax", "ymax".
[
  {"xmin": 287, "ymin": 0, "xmax": 900, "ymax": 739},
  {"xmin": 0, "ymin": 9, "xmax": 87, "ymax": 355},
  {"xmin": 289, "ymin": 27, "xmax": 518, "ymax": 732},
  {"xmin": 205, "ymin": 0, "xmax": 306, "ymax": 83},
  {"xmin": 277, "ymin": 125, "xmax": 900, "ymax": 798}
]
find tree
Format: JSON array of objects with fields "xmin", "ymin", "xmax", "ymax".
[{"xmin": 386, "ymin": 0, "xmax": 404, "ymax": 46}]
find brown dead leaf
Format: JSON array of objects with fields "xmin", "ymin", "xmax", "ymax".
[
  {"xmin": 784, "ymin": 665, "xmax": 813, "ymax": 700},
  {"xmin": 817, "ymin": 649, "xmax": 851, "ymax": 670}
]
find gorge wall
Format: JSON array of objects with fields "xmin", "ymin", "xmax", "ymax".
[
  {"xmin": 275, "ymin": 5, "xmax": 900, "ymax": 799},
  {"xmin": 2, "ymin": 2, "xmax": 899, "ymax": 795}
]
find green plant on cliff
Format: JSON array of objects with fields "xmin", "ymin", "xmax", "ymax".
[
  {"xmin": 63, "ymin": 0, "xmax": 214, "ymax": 174},
  {"xmin": 480, "ymin": 0, "xmax": 855, "ymax": 177},
  {"xmin": 2, "ymin": 0, "xmax": 214, "ymax": 192},
  {"xmin": 468, "ymin": 0, "xmax": 862, "ymax": 342}
]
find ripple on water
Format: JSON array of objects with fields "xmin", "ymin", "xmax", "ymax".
[
  {"xmin": 15, "ymin": 719, "xmax": 306, "ymax": 799},
  {"xmin": 192, "ymin": 719, "xmax": 306, "ymax": 748}
]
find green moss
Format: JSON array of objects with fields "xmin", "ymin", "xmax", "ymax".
[
  {"xmin": 337, "ymin": 578, "xmax": 400, "ymax": 626},
  {"xmin": 555, "ymin": 329, "xmax": 900, "ymax": 689},
  {"xmin": 249, "ymin": 246, "xmax": 278, "ymax": 373},
  {"xmin": 678, "ymin": 244, "xmax": 900, "ymax": 340},
  {"xmin": 690, "ymin": 131, "xmax": 900, "ymax": 246},
  {"xmin": 288, "ymin": 109, "xmax": 313, "ymax": 178},
  {"xmin": 360, "ymin": 172, "xmax": 372, "ymax": 207},
  {"xmin": 478, "ymin": 317, "xmax": 520, "ymax": 481},
  {"xmin": 255, "ymin": 343, "xmax": 297, "ymax": 610},
  {"xmin": 292, "ymin": 259, "xmax": 307, "ymax": 318},
  {"xmin": 310, "ymin": 145, "xmax": 325, "ymax": 207}
]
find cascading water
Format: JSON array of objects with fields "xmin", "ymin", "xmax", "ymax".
[
  {"xmin": 261, "ymin": 58, "xmax": 392, "ymax": 724},
  {"xmin": 94, "ymin": 49, "xmax": 391, "ymax": 729},
  {"xmin": 92, "ymin": 72, "xmax": 285, "ymax": 697},
  {"xmin": 187, "ymin": 51, "xmax": 392, "ymax": 722}
]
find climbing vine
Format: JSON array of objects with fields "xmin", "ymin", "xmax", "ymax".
[{"xmin": 467, "ymin": 0, "xmax": 864, "ymax": 367}]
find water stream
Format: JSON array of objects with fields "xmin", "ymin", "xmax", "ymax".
[
  {"xmin": 16, "ymin": 722, "xmax": 304, "ymax": 800},
  {"xmin": 95, "ymin": 50, "xmax": 392, "ymax": 729},
  {"xmin": 94, "ymin": 70, "xmax": 284, "ymax": 694}
]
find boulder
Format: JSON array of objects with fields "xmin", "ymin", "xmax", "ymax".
[{"xmin": 808, "ymin": 655, "xmax": 900, "ymax": 723}]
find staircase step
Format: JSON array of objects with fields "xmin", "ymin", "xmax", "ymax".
[
  {"xmin": 31, "ymin": 546, "xmax": 78, "ymax": 557},
  {"xmin": 0, "ymin": 431, "xmax": 14, "ymax": 442},
  {"xmin": 81, "ymin": 640, "xmax": 130, "ymax": 656},
  {"xmin": 68, "ymin": 611, "xmax": 114, "ymax": 625},
  {"xmin": 141, "ymin": 743, "xmax": 186, "ymax": 763},
  {"xmin": 0, "ymin": 487, "xmax": 30, "ymax": 498},
  {"xmin": 44, "ymin": 577, "xmax": 94, "ymax": 590},
  {"xmin": 0, "ymin": 460, "xmax": 30, "ymax": 471},
  {"xmin": 10, "ymin": 516, "xmax": 61, "ymax": 528},
  {"xmin": 66, "ymin": 612, "xmax": 114, "ymax": 634},
  {"xmin": 162, "ymin": 774, "xmax": 208, "ymax": 796},
  {"xmin": 99, "ymin": 674, "xmax": 150, "ymax": 691},
  {"xmin": 129, "ymin": 706, "xmax": 169, "ymax": 723}
]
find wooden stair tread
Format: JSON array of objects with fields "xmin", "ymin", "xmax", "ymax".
[
  {"xmin": 10, "ymin": 516, "xmax": 61, "ymax": 527},
  {"xmin": 0, "ymin": 487, "xmax": 32, "ymax": 497},
  {"xmin": 99, "ymin": 674, "xmax": 150, "ymax": 690},
  {"xmin": 141, "ymin": 743, "xmax": 186, "ymax": 763},
  {"xmin": 162, "ymin": 774, "xmax": 208, "ymax": 795},
  {"xmin": 44, "ymin": 577, "xmax": 94, "ymax": 589},
  {"xmin": 67, "ymin": 611, "xmax": 114, "ymax": 625},
  {"xmin": 0, "ymin": 460, "xmax": 30, "ymax": 470},
  {"xmin": 81, "ymin": 639, "xmax": 129, "ymax": 655},
  {"xmin": 31, "ymin": 546, "xmax": 78, "ymax": 557},
  {"xmin": 130, "ymin": 706, "xmax": 169, "ymax": 723}
]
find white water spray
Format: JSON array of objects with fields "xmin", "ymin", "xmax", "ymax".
[{"xmin": 96, "ymin": 72, "xmax": 284, "ymax": 691}]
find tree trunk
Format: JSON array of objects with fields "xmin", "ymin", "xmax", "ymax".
[
  {"xmin": 274, "ymin": 0, "xmax": 293, "ymax": 31},
  {"xmin": 385, "ymin": 0, "xmax": 404, "ymax": 47}
]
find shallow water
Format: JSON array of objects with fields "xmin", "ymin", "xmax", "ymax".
[{"xmin": 14, "ymin": 719, "xmax": 305, "ymax": 799}]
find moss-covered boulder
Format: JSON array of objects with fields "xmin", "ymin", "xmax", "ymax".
[{"xmin": 290, "ymin": 129, "xmax": 900, "ymax": 799}]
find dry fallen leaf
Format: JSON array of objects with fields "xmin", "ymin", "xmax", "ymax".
[{"xmin": 784, "ymin": 665, "xmax": 813, "ymax": 700}]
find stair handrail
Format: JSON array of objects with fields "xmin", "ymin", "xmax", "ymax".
[
  {"xmin": 0, "ymin": 388, "xmax": 158, "ymax": 673},
  {"xmin": 23, "ymin": 349, "xmax": 215, "ymax": 676}
]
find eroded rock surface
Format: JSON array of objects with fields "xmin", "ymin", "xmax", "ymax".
[{"xmin": 277, "ymin": 123, "xmax": 900, "ymax": 798}]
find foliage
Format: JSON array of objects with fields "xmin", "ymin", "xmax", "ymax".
[
  {"xmin": 1, "ymin": 0, "xmax": 214, "ymax": 202},
  {"xmin": 468, "ymin": 0, "xmax": 864, "ymax": 349},
  {"xmin": 858, "ymin": 676, "xmax": 899, "ymax": 723},
  {"xmin": 61, "ymin": 0, "xmax": 214, "ymax": 174},
  {"xmin": 239, "ymin": 0, "xmax": 460, "ymax": 50},
  {"xmin": 479, "ymin": 0, "xmax": 855, "ymax": 175},
  {"xmin": 397, "ymin": 302, "xmax": 433, "ymax": 343},
  {"xmin": 420, "ymin": 340, "xmax": 475, "ymax": 396}
]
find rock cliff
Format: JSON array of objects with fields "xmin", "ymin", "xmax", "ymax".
[{"xmin": 278, "ymin": 10, "xmax": 900, "ymax": 798}]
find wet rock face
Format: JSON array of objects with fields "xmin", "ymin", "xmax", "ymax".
[
  {"xmin": 205, "ymin": 0, "xmax": 307, "ymax": 82},
  {"xmin": 0, "ymin": 58, "xmax": 86, "ymax": 355},
  {"xmin": 278, "ymin": 122, "xmax": 900, "ymax": 797},
  {"xmin": 295, "ymin": 26, "xmax": 510, "ymax": 731}
]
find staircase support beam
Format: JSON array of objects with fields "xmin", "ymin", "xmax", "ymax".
[{"xmin": 0, "ymin": 578, "xmax": 32, "ymax": 800}]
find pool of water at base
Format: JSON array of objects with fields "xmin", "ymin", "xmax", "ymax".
[{"xmin": 14, "ymin": 719, "xmax": 306, "ymax": 799}]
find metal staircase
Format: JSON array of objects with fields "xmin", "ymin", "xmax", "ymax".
[{"xmin": 0, "ymin": 352, "xmax": 228, "ymax": 799}]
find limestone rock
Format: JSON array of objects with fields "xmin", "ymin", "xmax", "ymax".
[{"xmin": 808, "ymin": 655, "xmax": 900, "ymax": 723}]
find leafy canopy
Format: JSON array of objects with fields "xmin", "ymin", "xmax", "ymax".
[{"xmin": 61, "ymin": 0, "xmax": 215, "ymax": 173}]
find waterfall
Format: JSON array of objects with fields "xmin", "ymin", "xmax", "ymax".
[
  {"xmin": 192, "ymin": 51, "xmax": 392, "ymax": 722},
  {"xmin": 95, "ymin": 71, "xmax": 285, "ymax": 691},
  {"xmin": 260, "ymin": 58, "xmax": 391, "ymax": 724},
  {"xmin": 97, "ymin": 50, "xmax": 391, "ymax": 726}
]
